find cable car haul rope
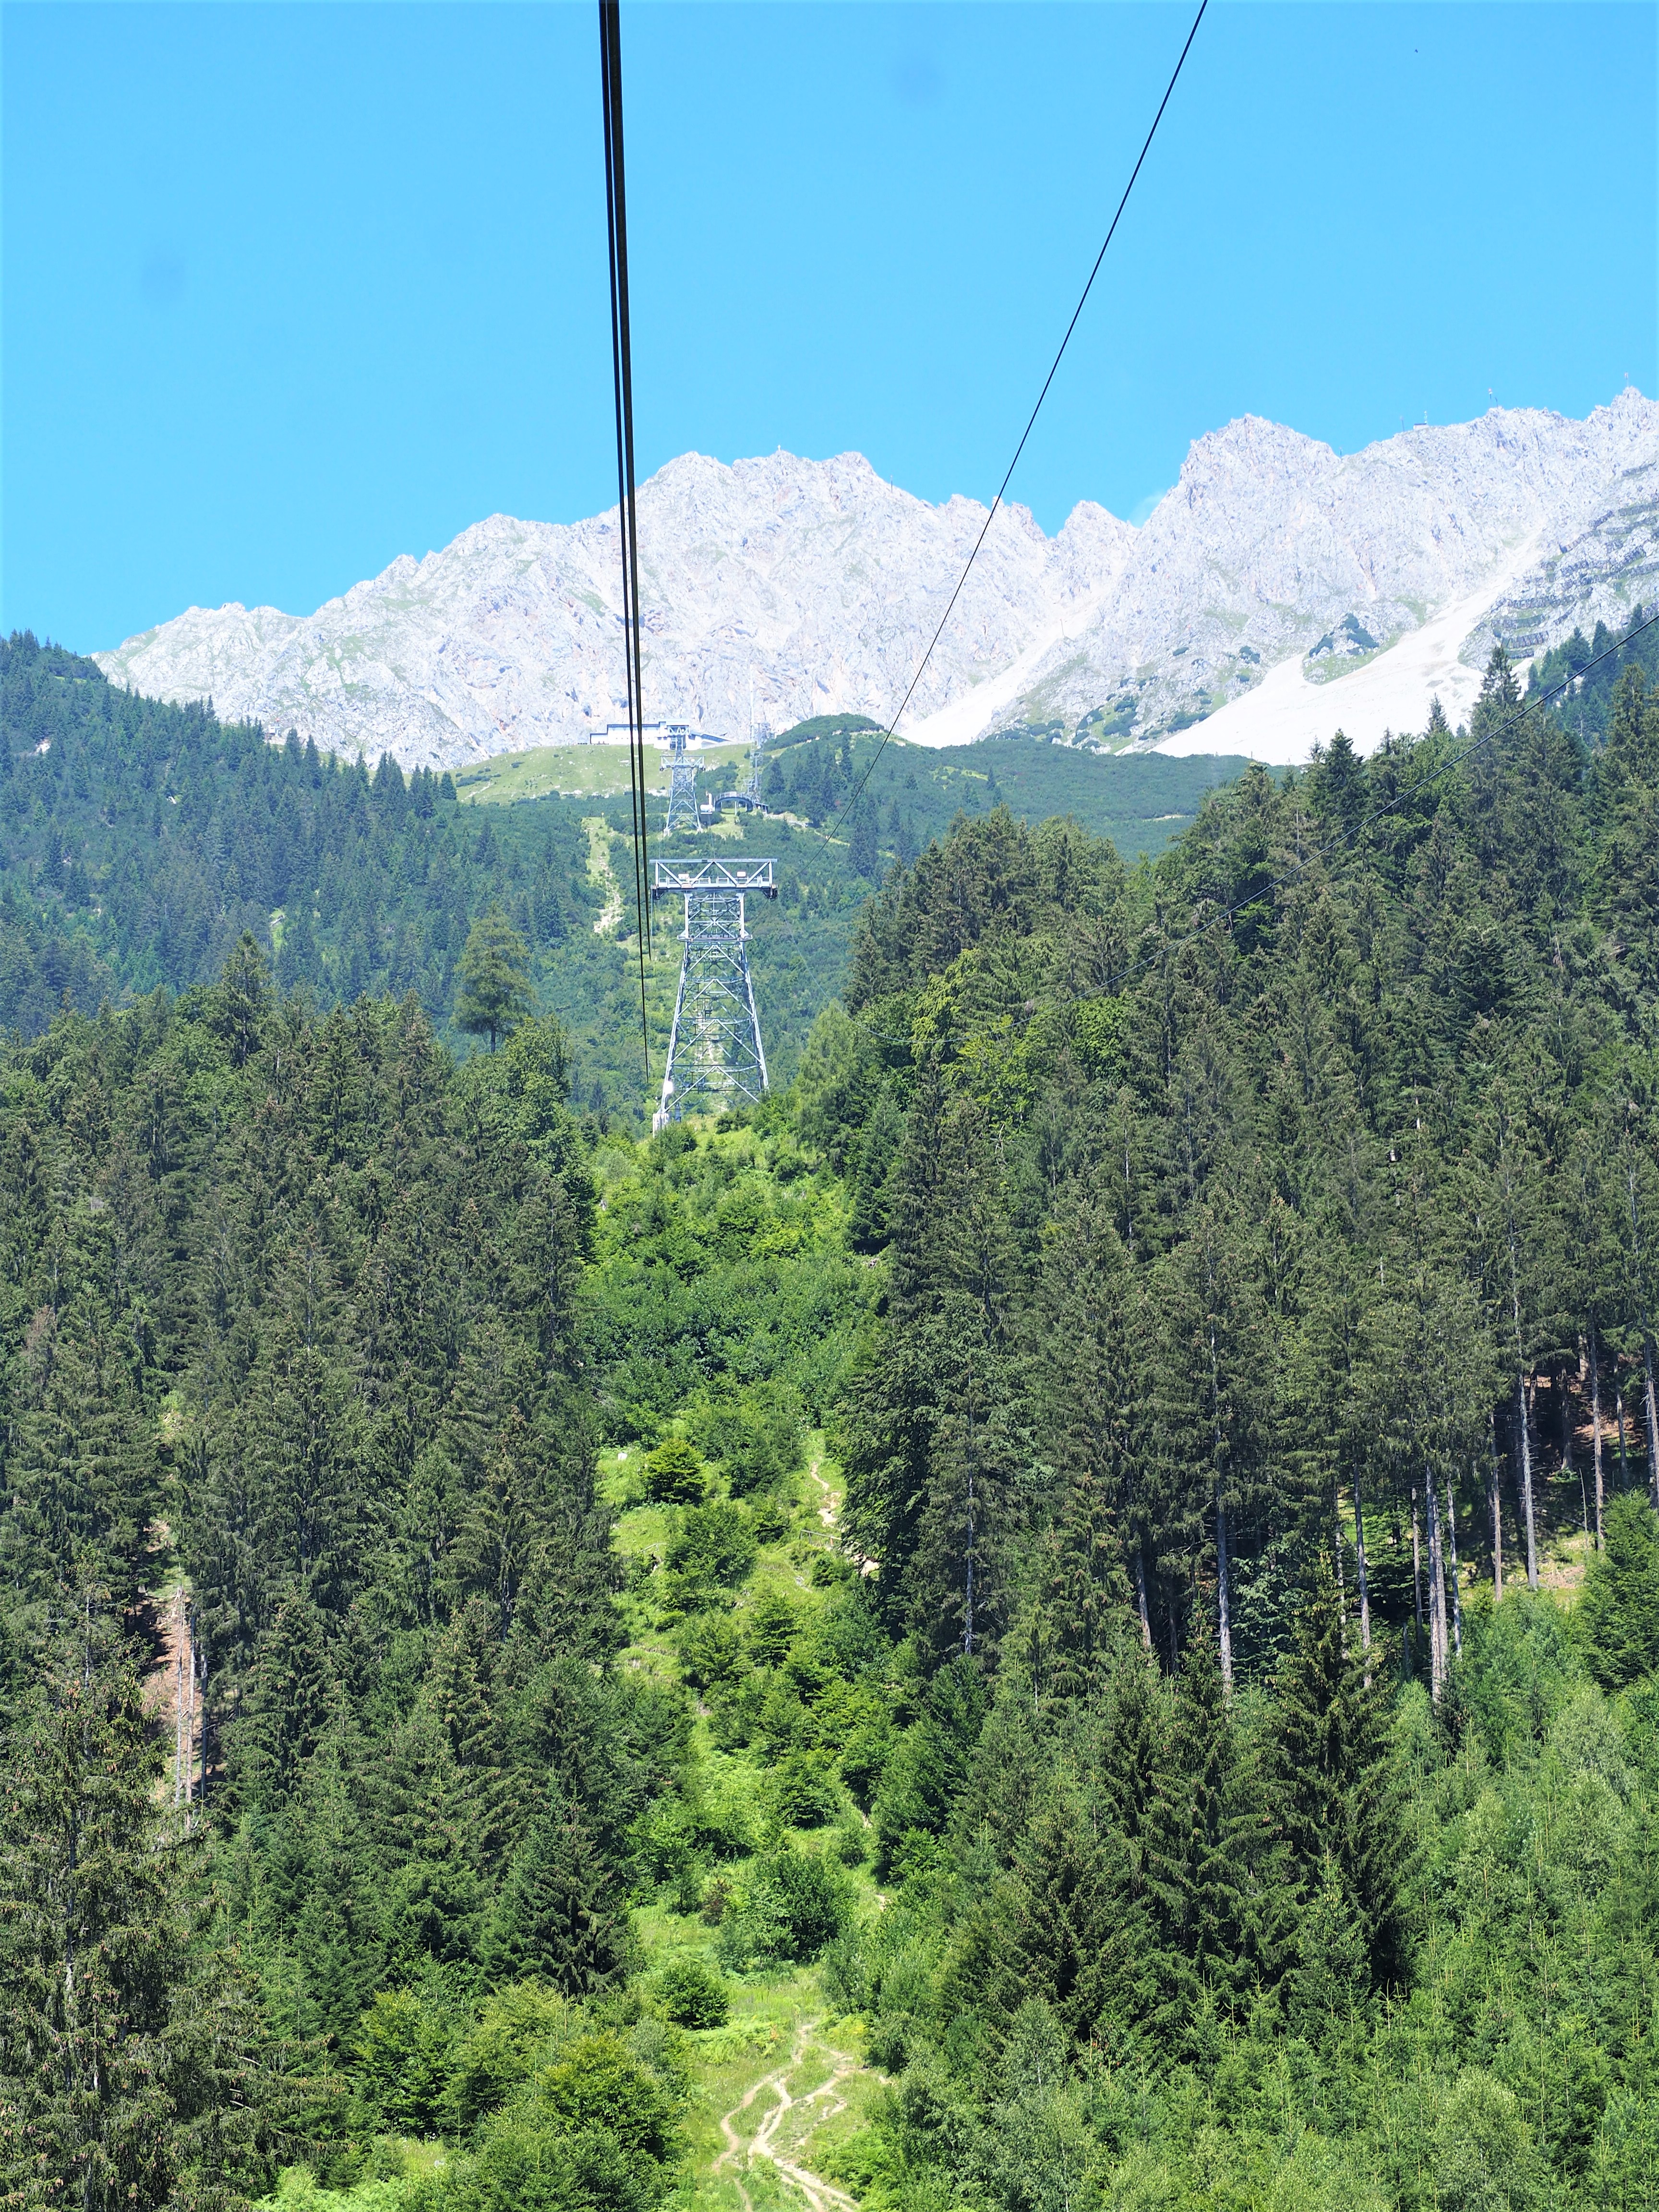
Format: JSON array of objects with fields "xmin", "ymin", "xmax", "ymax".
[
  {"xmin": 599, "ymin": 0, "xmax": 652, "ymax": 1076},
  {"xmin": 595, "ymin": 0, "xmax": 1210, "ymax": 1095},
  {"xmin": 825, "ymin": 0, "xmax": 1209, "ymax": 843}
]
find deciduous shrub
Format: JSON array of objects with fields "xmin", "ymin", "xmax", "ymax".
[{"xmin": 716, "ymin": 1845, "xmax": 852, "ymax": 1969}]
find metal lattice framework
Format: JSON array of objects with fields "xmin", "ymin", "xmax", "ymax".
[
  {"xmin": 652, "ymin": 858, "xmax": 777, "ymax": 1129},
  {"xmin": 663, "ymin": 728, "xmax": 700, "ymax": 836}
]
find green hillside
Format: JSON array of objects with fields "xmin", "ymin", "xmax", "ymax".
[
  {"xmin": 1, "ymin": 640, "xmax": 1657, "ymax": 2211},
  {"xmin": 0, "ymin": 632, "xmax": 1247, "ymax": 1118},
  {"xmin": 451, "ymin": 740, "xmax": 752, "ymax": 806},
  {"xmin": 445, "ymin": 719, "xmax": 1247, "ymax": 867},
  {"xmin": 757, "ymin": 717, "xmax": 1247, "ymax": 861}
]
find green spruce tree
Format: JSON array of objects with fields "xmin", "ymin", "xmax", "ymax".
[
  {"xmin": 0, "ymin": 1623, "xmax": 273, "ymax": 2209},
  {"xmin": 483, "ymin": 1795, "xmax": 630, "ymax": 1996},
  {"xmin": 455, "ymin": 906, "xmax": 534, "ymax": 1053},
  {"xmin": 1274, "ymin": 1568, "xmax": 1412, "ymax": 1989}
]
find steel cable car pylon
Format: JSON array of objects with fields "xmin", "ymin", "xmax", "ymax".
[
  {"xmin": 663, "ymin": 726, "xmax": 700, "ymax": 836},
  {"xmin": 651, "ymin": 857, "xmax": 776, "ymax": 1129}
]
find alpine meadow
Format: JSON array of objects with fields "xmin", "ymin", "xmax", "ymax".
[{"xmin": 2, "ymin": 610, "xmax": 1659, "ymax": 2212}]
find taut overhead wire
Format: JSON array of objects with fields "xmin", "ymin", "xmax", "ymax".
[
  {"xmin": 822, "ymin": 0, "xmax": 1210, "ymax": 846},
  {"xmin": 599, "ymin": 0, "xmax": 652, "ymax": 1079}
]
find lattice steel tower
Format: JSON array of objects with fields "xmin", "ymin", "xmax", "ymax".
[
  {"xmin": 652, "ymin": 857, "xmax": 777, "ymax": 1129},
  {"xmin": 663, "ymin": 727, "xmax": 700, "ymax": 836}
]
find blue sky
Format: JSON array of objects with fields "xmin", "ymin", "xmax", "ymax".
[{"xmin": 4, "ymin": 1, "xmax": 1655, "ymax": 653}]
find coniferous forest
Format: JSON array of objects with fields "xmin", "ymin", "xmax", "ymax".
[
  {"xmin": 2, "ymin": 634, "xmax": 1659, "ymax": 2212},
  {"xmin": 0, "ymin": 632, "xmax": 1240, "ymax": 1105}
]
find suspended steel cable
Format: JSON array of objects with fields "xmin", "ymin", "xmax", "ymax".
[
  {"xmin": 823, "ymin": 0, "xmax": 1209, "ymax": 847},
  {"xmin": 599, "ymin": 0, "xmax": 652, "ymax": 1079}
]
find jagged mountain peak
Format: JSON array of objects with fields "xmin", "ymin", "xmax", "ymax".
[{"xmin": 95, "ymin": 393, "xmax": 1656, "ymax": 769}]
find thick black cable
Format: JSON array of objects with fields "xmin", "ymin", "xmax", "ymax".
[
  {"xmin": 599, "ymin": 0, "xmax": 652, "ymax": 1081},
  {"xmin": 599, "ymin": 16, "xmax": 642, "ymax": 943},
  {"xmin": 1097, "ymin": 612, "xmax": 1659, "ymax": 997},
  {"xmin": 823, "ymin": 0, "xmax": 1208, "ymax": 847},
  {"xmin": 609, "ymin": 3, "xmax": 651, "ymax": 965},
  {"xmin": 601, "ymin": 0, "xmax": 651, "ymax": 977},
  {"xmin": 600, "ymin": 7, "xmax": 647, "ymax": 1013}
]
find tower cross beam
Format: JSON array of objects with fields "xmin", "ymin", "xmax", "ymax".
[{"xmin": 651, "ymin": 858, "xmax": 777, "ymax": 1130}]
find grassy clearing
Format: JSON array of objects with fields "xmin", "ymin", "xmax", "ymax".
[
  {"xmin": 602, "ymin": 1431, "xmax": 848, "ymax": 1656},
  {"xmin": 646, "ymin": 1940, "xmax": 876, "ymax": 2212},
  {"xmin": 583, "ymin": 815, "xmax": 625, "ymax": 935},
  {"xmin": 600, "ymin": 1426, "xmax": 884, "ymax": 2209},
  {"xmin": 454, "ymin": 742, "xmax": 752, "ymax": 805}
]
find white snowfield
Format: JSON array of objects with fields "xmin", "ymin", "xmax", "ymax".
[
  {"xmin": 1155, "ymin": 534, "xmax": 1542, "ymax": 765},
  {"xmin": 95, "ymin": 391, "xmax": 1657, "ymax": 771}
]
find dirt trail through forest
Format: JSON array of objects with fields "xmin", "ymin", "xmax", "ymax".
[
  {"xmin": 713, "ymin": 2022, "xmax": 861, "ymax": 2212},
  {"xmin": 139, "ymin": 1531, "xmax": 200, "ymax": 1806}
]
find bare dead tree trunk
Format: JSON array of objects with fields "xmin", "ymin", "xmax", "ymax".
[
  {"xmin": 1133, "ymin": 1542, "xmax": 1153, "ymax": 1650},
  {"xmin": 1626, "ymin": 1150, "xmax": 1659, "ymax": 1509},
  {"xmin": 1589, "ymin": 1323, "xmax": 1605, "ymax": 1550},
  {"xmin": 1216, "ymin": 1495, "xmax": 1233, "ymax": 1695},
  {"xmin": 1409, "ymin": 1486, "xmax": 1423, "ymax": 1678},
  {"xmin": 185, "ymin": 1608, "xmax": 198, "ymax": 1814},
  {"xmin": 1334, "ymin": 1477, "xmax": 1345, "ymax": 1597},
  {"xmin": 1424, "ymin": 1460, "xmax": 1448, "ymax": 1700},
  {"xmin": 1498, "ymin": 1115, "xmax": 1538, "ymax": 1586},
  {"xmin": 1617, "ymin": 1372, "xmax": 1630, "ymax": 1491},
  {"xmin": 1353, "ymin": 1459, "xmax": 1372, "ymax": 1655},
  {"xmin": 1489, "ymin": 1407, "xmax": 1505, "ymax": 1602},
  {"xmin": 182, "ymin": 1640, "xmax": 192, "ymax": 1812},
  {"xmin": 1207, "ymin": 1311, "xmax": 1232, "ymax": 1695},
  {"xmin": 1445, "ymin": 1472, "xmax": 1464, "ymax": 1661},
  {"xmin": 198, "ymin": 1642, "xmax": 210, "ymax": 1810},
  {"xmin": 963, "ymin": 1460, "xmax": 975, "ymax": 1658},
  {"xmin": 1556, "ymin": 1362, "xmax": 1586, "ymax": 1537},
  {"xmin": 1517, "ymin": 1370, "xmax": 1539, "ymax": 1590}
]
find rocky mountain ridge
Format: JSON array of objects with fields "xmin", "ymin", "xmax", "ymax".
[{"xmin": 95, "ymin": 390, "xmax": 1658, "ymax": 769}]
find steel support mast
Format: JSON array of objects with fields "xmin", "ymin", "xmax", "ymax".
[
  {"xmin": 652, "ymin": 857, "xmax": 777, "ymax": 1128},
  {"xmin": 663, "ymin": 727, "xmax": 700, "ymax": 836}
]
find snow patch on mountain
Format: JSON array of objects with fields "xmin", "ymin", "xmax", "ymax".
[{"xmin": 1157, "ymin": 537, "xmax": 1542, "ymax": 765}]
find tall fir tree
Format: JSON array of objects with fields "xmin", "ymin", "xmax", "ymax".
[
  {"xmin": 0, "ymin": 1623, "xmax": 274, "ymax": 2209},
  {"xmin": 482, "ymin": 1796, "xmax": 630, "ymax": 1997},
  {"xmin": 1274, "ymin": 1569, "xmax": 1412, "ymax": 1989},
  {"xmin": 1143, "ymin": 1636, "xmax": 1289, "ymax": 2033}
]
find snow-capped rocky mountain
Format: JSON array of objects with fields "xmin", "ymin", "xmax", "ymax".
[
  {"xmin": 95, "ymin": 391, "xmax": 1657, "ymax": 769},
  {"xmin": 1018, "ymin": 393, "xmax": 1659, "ymax": 765}
]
